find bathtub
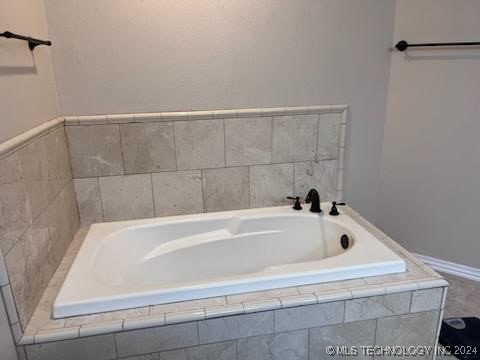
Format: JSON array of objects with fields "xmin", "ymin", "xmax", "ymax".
[{"xmin": 53, "ymin": 205, "xmax": 406, "ymax": 318}]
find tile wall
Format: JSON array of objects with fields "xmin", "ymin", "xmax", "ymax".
[
  {"xmin": 22, "ymin": 288, "xmax": 444, "ymax": 360},
  {"xmin": 66, "ymin": 106, "xmax": 348, "ymax": 222},
  {"xmin": 0, "ymin": 121, "xmax": 80, "ymax": 342}
]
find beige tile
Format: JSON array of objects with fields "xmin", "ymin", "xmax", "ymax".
[
  {"xmin": 243, "ymin": 299, "xmax": 281, "ymax": 313},
  {"xmin": 152, "ymin": 170, "xmax": 203, "ymax": 217},
  {"xmin": 45, "ymin": 182, "xmax": 80, "ymax": 266},
  {"xmin": 317, "ymin": 113, "xmax": 341, "ymax": 160},
  {"xmin": 150, "ymin": 297, "xmax": 227, "ymax": 315},
  {"xmin": 238, "ymin": 330, "xmax": 308, "ymax": 360},
  {"xmin": 66, "ymin": 125, "xmax": 124, "ymax": 177},
  {"xmin": 165, "ymin": 309, "xmax": 205, "ymax": 324},
  {"xmin": 202, "ymin": 167, "xmax": 249, "ymax": 212},
  {"xmin": 120, "ymin": 122, "xmax": 176, "ymax": 174},
  {"xmin": 205, "ymin": 304, "xmax": 245, "ymax": 319},
  {"xmin": 159, "ymin": 341, "xmax": 236, "ymax": 360},
  {"xmin": 250, "ymin": 163, "xmax": 294, "ymax": 207},
  {"xmin": 316, "ymin": 289, "xmax": 352, "ymax": 303},
  {"xmin": 115, "ymin": 323, "xmax": 198, "ymax": 358},
  {"xmin": 225, "ymin": 117, "xmax": 272, "ymax": 166},
  {"xmin": 198, "ymin": 311, "xmax": 274, "ymax": 344},
  {"xmin": 74, "ymin": 178, "xmax": 103, "ymax": 223},
  {"xmin": 309, "ymin": 320, "xmax": 376, "ymax": 360},
  {"xmin": 0, "ymin": 250, "xmax": 10, "ymax": 286},
  {"xmin": 25, "ymin": 334, "xmax": 116, "ymax": 360},
  {"xmin": 44, "ymin": 127, "xmax": 73, "ymax": 201},
  {"xmin": 123, "ymin": 354, "xmax": 159, "ymax": 360},
  {"xmin": 84, "ymin": 334, "xmax": 117, "ymax": 360},
  {"xmin": 99, "ymin": 174, "xmax": 154, "ymax": 221},
  {"xmin": 66, "ymin": 307, "xmax": 149, "ymax": 327},
  {"xmin": 17, "ymin": 135, "xmax": 50, "ymax": 219},
  {"xmin": 123, "ymin": 315, "xmax": 165, "ymax": 331},
  {"xmin": 174, "ymin": 120, "xmax": 225, "ymax": 170},
  {"xmin": 279, "ymin": 294, "xmax": 318, "ymax": 308},
  {"xmin": 0, "ymin": 152, "xmax": 33, "ymax": 254},
  {"xmin": 344, "ymin": 292, "xmax": 411, "ymax": 322},
  {"xmin": 272, "ymin": 115, "xmax": 318, "ymax": 163},
  {"xmin": 80, "ymin": 320, "xmax": 123, "ymax": 337},
  {"xmin": 274, "ymin": 301, "xmax": 344, "ymax": 332},
  {"xmin": 1, "ymin": 283, "xmax": 19, "ymax": 325},
  {"xmin": 226, "ymin": 287, "xmax": 299, "ymax": 304},
  {"xmin": 410, "ymin": 288, "xmax": 444, "ymax": 313},
  {"xmin": 10, "ymin": 213, "xmax": 56, "ymax": 328},
  {"xmin": 375, "ymin": 311, "xmax": 440, "ymax": 358},
  {"xmin": 294, "ymin": 160, "xmax": 337, "ymax": 202},
  {"xmin": 298, "ymin": 278, "xmax": 367, "ymax": 294}
]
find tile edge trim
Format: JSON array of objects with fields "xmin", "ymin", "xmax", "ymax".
[
  {"xmin": 71, "ymin": 105, "xmax": 349, "ymax": 125},
  {"xmin": 0, "ymin": 116, "xmax": 65, "ymax": 160}
]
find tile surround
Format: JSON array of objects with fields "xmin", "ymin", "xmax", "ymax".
[
  {"xmin": 65, "ymin": 125, "xmax": 124, "ymax": 178},
  {"xmin": 174, "ymin": 119, "xmax": 225, "ymax": 170},
  {"xmin": 66, "ymin": 106, "xmax": 348, "ymax": 222},
  {"xmin": 309, "ymin": 320, "xmax": 376, "ymax": 360},
  {"xmin": 0, "ymin": 106, "xmax": 447, "ymax": 360},
  {"xmin": 151, "ymin": 170, "xmax": 203, "ymax": 217},
  {"xmin": 73, "ymin": 178, "xmax": 103, "ymax": 223},
  {"xmin": 272, "ymin": 114, "xmax": 318, "ymax": 163},
  {"xmin": 224, "ymin": 117, "xmax": 272, "ymax": 166},
  {"xmin": 0, "ymin": 121, "xmax": 80, "ymax": 345},
  {"xmin": 99, "ymin": 174, "xmax": 154, "ymax": 221},
  {"xmin": 249, "ymin": 163, "xmax": 294, "ymax": 207},
  {"xmin": 202, "ymin": 167, "xmax": 250, "ymax": 212},
  {"xmin": 120, "ymin": 122, "xmax": 176, "ymax": 174},
  {"xmin": 15, "ymin": 203, "xmax": 447, "ymax": 360},
  {"xmin": 237, "ymin": 330, "xmax": 308, "ymax": 360}
]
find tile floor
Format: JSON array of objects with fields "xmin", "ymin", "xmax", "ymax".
[{"xmin": 441, "ymin": 272, "xmax": 480, "ymax": 319}]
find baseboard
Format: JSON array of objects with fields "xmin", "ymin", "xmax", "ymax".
[{"xmin": 413, "ymin": 253, "xmax": 480, "ymax": 282}]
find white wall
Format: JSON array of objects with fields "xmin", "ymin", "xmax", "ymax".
[
  {"xmin": 44, "ymin": 0, "xmax": 395, "ymax": 221},
  {"xmin": 378, "ymin": 0, "xmax": 480, "ymax": 267},
  {"xmin": 0, "ymin": 0, "xmax": 60, "ymax": 143}
]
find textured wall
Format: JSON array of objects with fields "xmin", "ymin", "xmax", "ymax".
[
  {"xmin": 378, "ymin": 0, "xmax": 480, "ymax": 267},
  {"xmin": 44, "ymin": 0, "xmax": 396, "ymax": 222},
  {"xmin": 0, "ymin": 0, "xmax": 60, "ymax": 143}
]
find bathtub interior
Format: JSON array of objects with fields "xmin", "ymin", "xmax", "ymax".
[
  {"xmin": 54, "ymin": 206, "xmax": 406, "ymax": 318},
  {"xmin": 92, "ymin": 213, "xmax": 355, "ymax": 287}
]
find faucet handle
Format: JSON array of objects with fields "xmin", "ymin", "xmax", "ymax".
[
  {"xmin": 329, "ymin": 201, "xmax": 346, "ymax": 216},
  {"xmin": 286, "ymin": 196, "xmax": 302, "ymax": 210}
]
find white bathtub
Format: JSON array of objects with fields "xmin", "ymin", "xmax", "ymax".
[{"xmin": 53, "ymin": 205, "xmax": 405, "ymax": 318}]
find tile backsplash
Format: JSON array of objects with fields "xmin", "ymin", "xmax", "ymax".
[{"xmin": 67, "ymin": 106, "xmax": 348, "ymax": 222}]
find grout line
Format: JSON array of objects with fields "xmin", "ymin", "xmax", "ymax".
[
  {"xmin": 97, "ymin": 177, "xmax": 106, "ymax": 222},
  {"xmin": 4, "ymin": 178, "xmax": 72, "ymax": 258},
  {"xmin": 222, "ymin": 119, "xmax": 227, "ymax": 167},
  {"xmin": 200, "ymin": 169, "xmax": 206, "ymax": 213},
  {"xmin": 150, "ymin": 174, "xmax": 156, "ymax": 217},
  {"xmin": 247, "ymin": 166, "xmax": 251, "ymax": 208},
  {"xmin": 270, "ymin": 117, "xmax": 274, "ymax": 164},
  {"xmin": 117, "ymin": 123, "xmax": 127, "ymax": 175},
  {"xmin": 69, "ymin": 158, "xmax": 339, "ymax": 179},
  {"xmin": 172, "ymin": 122, "xmax": 178, "ymax": 172}
]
